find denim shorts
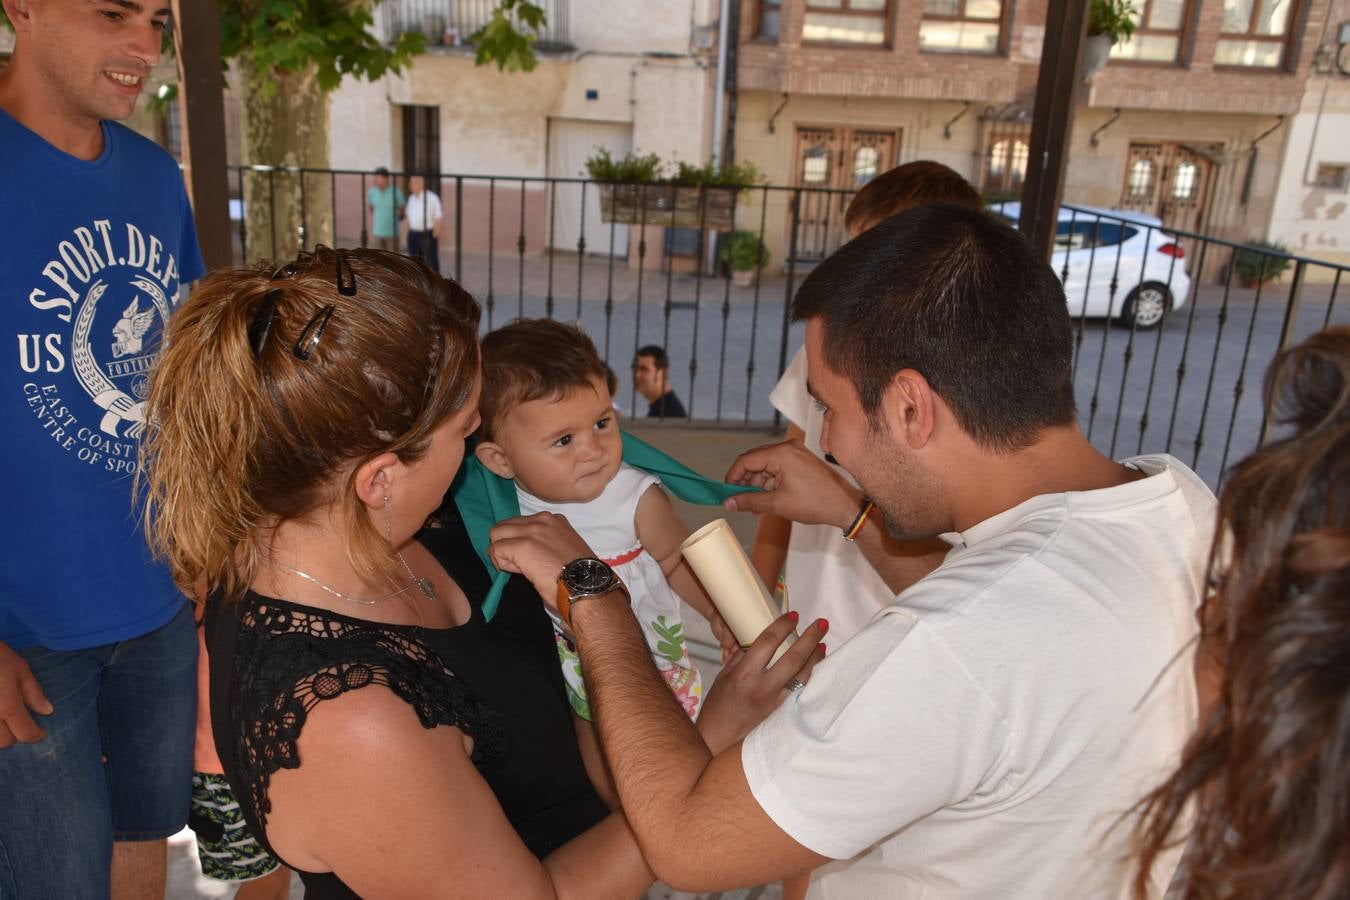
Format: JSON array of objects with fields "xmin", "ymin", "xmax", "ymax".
[{"xmin": 0, "ymin": 601, "xmax": 197, "ymax": 900}]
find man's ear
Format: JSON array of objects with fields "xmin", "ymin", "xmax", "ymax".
[
  {"xmin": 4, "ymin": 0, "xmax": 33, "ymax": 31},
  {"xmin": 474, "ymin": 441, "xmax": 515, "ymax": 479},
  {"xmin": 353, "ymin": 451, "xmax": 401, "ymax": 509},
  {"xmin": 883, "ymin": 369, "xmax": 937, "ymax": 450}
]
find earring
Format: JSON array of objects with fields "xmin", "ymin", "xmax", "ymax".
[{"xmin": 383, "ymin": 495, "xmax": 392, "ymax": 545}]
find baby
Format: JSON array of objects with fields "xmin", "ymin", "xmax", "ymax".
[{"xmin": 474, "ymin": 318, "xmax": 733, "ymax": 721}]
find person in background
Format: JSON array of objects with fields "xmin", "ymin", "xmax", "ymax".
[
  {"xmin": 365, "ymin": 166, "xmax": 404, "ymax": 252},
  {"xmin": 188, "ymin": 621, "xmax": 291, "ymax": 900},
  {"xmin": 406, "ymin": 173, "xmax": 444, "ymax": 274},
  {"xmin": 749, "ymin": 161, "xmax": 984, "ymax": 642},
  {"xmin": 0, "ymin": 1, "xmax": 204, "ymax": 896},
  {"xmin": 633, "ymin": 345, "xmax": 687, "ymax": 419},
  {"xmin": 1133, "ymin": 326, "xmax": 1350, "ymax": 900}
]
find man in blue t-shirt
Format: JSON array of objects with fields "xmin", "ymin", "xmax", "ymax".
[
  {"xmin": 0, "ymin": 3, "xmax": 205, "ymax": 897},
  {"xmin": 366, "ymin": 165, "xmax": 405, "ymax": 251}
]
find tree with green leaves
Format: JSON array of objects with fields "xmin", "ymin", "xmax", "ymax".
[
  {"xmin": 3, "ymin": 0, "xmax": 545, "ymax": 261},
  {"xmin": 224, "ymin": 0, "xmax": 544, "ymax": 260}
]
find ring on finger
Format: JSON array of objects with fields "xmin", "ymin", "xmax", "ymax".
[{"xmin": 785, "ymin": 677, "xmax": 807, "ymax": 693}]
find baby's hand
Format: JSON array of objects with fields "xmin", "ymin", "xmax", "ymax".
[{"xmin": 709, "ymin": 612, "xmax": 741, "ymax": 666}]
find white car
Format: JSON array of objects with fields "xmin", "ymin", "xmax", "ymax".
[{"xmin": 992, "ymin": 202, "xmax": 1192, "ymax": 330}]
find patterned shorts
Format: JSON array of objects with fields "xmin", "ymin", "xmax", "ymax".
[{"xmin": 188, "ymin": 772, "xmax": 282, "ymax": 882}]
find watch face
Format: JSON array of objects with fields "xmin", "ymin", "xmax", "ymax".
[{"xmin": 564, "ymin": 557, "xmax": 615, "ymax": 594}]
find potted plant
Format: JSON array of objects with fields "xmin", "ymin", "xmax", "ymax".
[
  {"xmin": 586, "ymin": 150, "xmax": 762, "ymax": 230},
  {"xmin": 1084, "ymin": 0, "xmax": 1137, "ymax": 80},
  {"xmin": 1232, "ymin": 240, "xmax": 1292, "ymax": 288},
  {"xmin": 720, "ymin": 229, "xmax": 770, "ymax": 286}
]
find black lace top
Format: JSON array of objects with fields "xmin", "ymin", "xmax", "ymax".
[{"xmin": 204, "ymin": 505, "xmax": 608, "ymax": 899}]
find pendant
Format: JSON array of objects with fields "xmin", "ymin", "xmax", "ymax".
[{"xmin": 414, "ymin": 577, "xmax": 437, "ymax": 602}]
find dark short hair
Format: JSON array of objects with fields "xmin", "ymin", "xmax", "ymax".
[
  {"xmin": 374, "ymin": 166, "xmax": 390, "ymax": 176},
  {"xmin": 844, "ymin": 161, "xmax": 983, "ymax": 235},
  {"xmin": 792, "ymin": 204, "xmax": 1076, "ymax": 451},
  {"xmin": 479, "ymin": 318, "xmax": 608, "ymax": 440},
  {"xmin": 635, "ymin": 345, "xmax": 669, "ymax": 370}
]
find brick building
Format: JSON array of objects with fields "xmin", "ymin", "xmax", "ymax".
[{"xmin": 733, "ymin": 0, "xmax": 1350, "ymax": 275}]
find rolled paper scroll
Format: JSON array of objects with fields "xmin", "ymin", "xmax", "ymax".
[{"xmin": 681, "ymin": 518, "xmax": 795, "ymax": 664}]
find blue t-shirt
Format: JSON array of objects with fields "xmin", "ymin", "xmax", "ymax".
[
  {"xmin": 366, "ymin": 184, "xmax": 405, "ymax": 238},
  {"xmin": 1, "ymin": 110, "xmax": 205, "ymax": 651}
]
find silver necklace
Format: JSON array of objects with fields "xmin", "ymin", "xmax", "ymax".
[{"xmin": 276, "ymin": 550, "xmax": 437, "ymax": 606}]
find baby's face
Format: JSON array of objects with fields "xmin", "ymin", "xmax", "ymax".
[{"xmin": 494, "ymin": 374, "xmax": 623, "ymax": 504}]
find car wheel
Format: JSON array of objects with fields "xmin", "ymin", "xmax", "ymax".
[{"xmin": 1120, "ymin": 282, "xmax": 1170, "ymax": 330}]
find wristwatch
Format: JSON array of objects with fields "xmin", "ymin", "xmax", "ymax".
[{"xmin": 555, "ymin": 557, "xmax": 625, "ymax": 629}]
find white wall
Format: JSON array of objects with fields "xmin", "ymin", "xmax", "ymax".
[
  {"xmin": 329, "ymin": 74, "xmax": 399, "ymax": 171},
  {"xmin": 1267, "ymin": 80, "xmax": 1350, "ymax": 266},
  {"xmin": 569, "ymin": 0, "xmax": 710, "ymax": 55}
]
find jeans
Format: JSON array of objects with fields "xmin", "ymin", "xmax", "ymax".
[
  {"xmin": 408, "ymin": 230, "xmax": 441, "ymax": 273},
  {"xmin": 0, "ymin": 601, "xmax": 197, "ymax": 899}
]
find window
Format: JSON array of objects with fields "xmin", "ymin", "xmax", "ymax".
[
  {"xmin": 981, "ymin": 122, "xmax": 1031, "ymax": 196},
  {"xmin": 985, "ymin": 139, "xmax": 1029, "ymax": 189},
  {"xmin": 757, "ymin": 0, "xmax": 781, "ymax": 39},
  {"xmin": 802, "ymin": 0, "xmax": 890, "ymax": 46},
  {"xmin": 1127, "ymin": 158, "xmax": 1156, "ymax": 199},
  {"xmin": 1110, "ymin": 0, "xmax": 1189, "ymax": 62},
  {"xmin": 1314, "ymin": 163, "xmax": 1349, "ymax": 190},
  {"xmin": 401, "ymin": 105, "xmax": 441, "ymax": 179},
  {"xmin": 1172, "ymin": 161, "xmax": 1198, "ymax": 199},
  {"xmin": 920, "ymin": 0, "xmax": 1004, "ymax": 53},
  {"xmin": 1055, "ymin": 219, "xmax": 1140, "ymax": 250},
  {"xmin": 853, "ymin": 146, "xmax": 881, "ymax": 185},
  {"xmin": 1215, "ymin": 0, "xmax": 1297, "ymax": 67}
]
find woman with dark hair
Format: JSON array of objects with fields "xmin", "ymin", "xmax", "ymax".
[
  {"xmin": 1135, "ymin": 326, "xmax": 1350, "ymax": 899},
  {"xmin": 140, "ymin": 247, "xmax": 658, "ymax": 898}
]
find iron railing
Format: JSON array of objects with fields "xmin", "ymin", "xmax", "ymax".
[
  {"xmin": 377, "ymin": 0, "xmax": 571, "ymax": 46},
  {"xmin": 225, "ymin": 164, "xmax": 1349, "ymax": 489}
]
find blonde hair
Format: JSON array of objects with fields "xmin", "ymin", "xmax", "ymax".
[{"xmin": 140, "ymin": 247, "xmax": 481, "ymax": 602}]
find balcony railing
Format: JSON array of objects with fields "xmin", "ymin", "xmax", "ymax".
[
  {"xmin": 226, "ymin": 164, "xmax": 1349, "ymax": 490},
  {"xmin": 378, "ymin": 0, "xmax": 571, "ymax": 47}
]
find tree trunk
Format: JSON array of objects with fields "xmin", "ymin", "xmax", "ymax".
[{"xmin": 240, "ymin": 59, "xmax": 333, "ymax": 264}]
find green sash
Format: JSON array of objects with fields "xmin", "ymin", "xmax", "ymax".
[{"xmin": 450, "ymin": 431, "xmax": 756, "ymax": 620}]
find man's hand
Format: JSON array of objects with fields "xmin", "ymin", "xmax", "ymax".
[
  {"xmin": 697, "ymin": 613, "xmax": 826, "ymax": 755},
  {"xmin": 0, "ymin": 641, "xmax": 53, "ymax": 748},
  {"xmin": 724, "ymin": 439, "xmax": 862, "ymax": 530},
  {"xmin": 489, "ymin": 512, "xmax": 599, "ymax": 608}
]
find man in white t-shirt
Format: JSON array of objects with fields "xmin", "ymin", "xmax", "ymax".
[
  {"xmin": 489, "ymin": 204, "xmax": 1213, "ymax": 898},
  {"xmin": 405, "ymin": 173, "xmax": 443, "ymax": 273}
]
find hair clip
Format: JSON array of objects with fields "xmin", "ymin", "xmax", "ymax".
[
  {"xmin": 293, "ymin": 305, "xmax": 335, "ymax": 360},
  {"xmin": 249, "ymin": 289, "xmax": 281, "ymax": 360},
  {"xmin": 335, "ymin": 251, "xmax": 357, "ymax": 297}
]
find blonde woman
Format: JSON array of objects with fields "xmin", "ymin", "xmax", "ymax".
[{"xmin": 142, "ymin": 248, "xmax": 657, "ymax": 898}]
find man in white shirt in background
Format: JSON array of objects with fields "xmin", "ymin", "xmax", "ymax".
[
  {"xmin": 405, "ymin": 173, "xmax": 443, "ymax": 273},
  {"xmin": 489, "ymin": 203, "xmax": 1215, "ymax": 899}
]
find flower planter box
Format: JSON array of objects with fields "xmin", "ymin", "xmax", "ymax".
[{"xmin": 598, "ymin": 183, "xmax": 739, "ymax": 231}]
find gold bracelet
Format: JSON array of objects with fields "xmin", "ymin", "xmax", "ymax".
[{"xmin": 843, "ymin": 498, "xmax": 874, "ymax": 542}]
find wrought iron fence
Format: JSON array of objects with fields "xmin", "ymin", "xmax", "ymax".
[
  {"xmin": 377, "ymin": 0, "xmax": 571, "ymax": 46},
  {"xmin": 225, "ymin": 164, "xmax": 1349, "ymax": 489}
]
